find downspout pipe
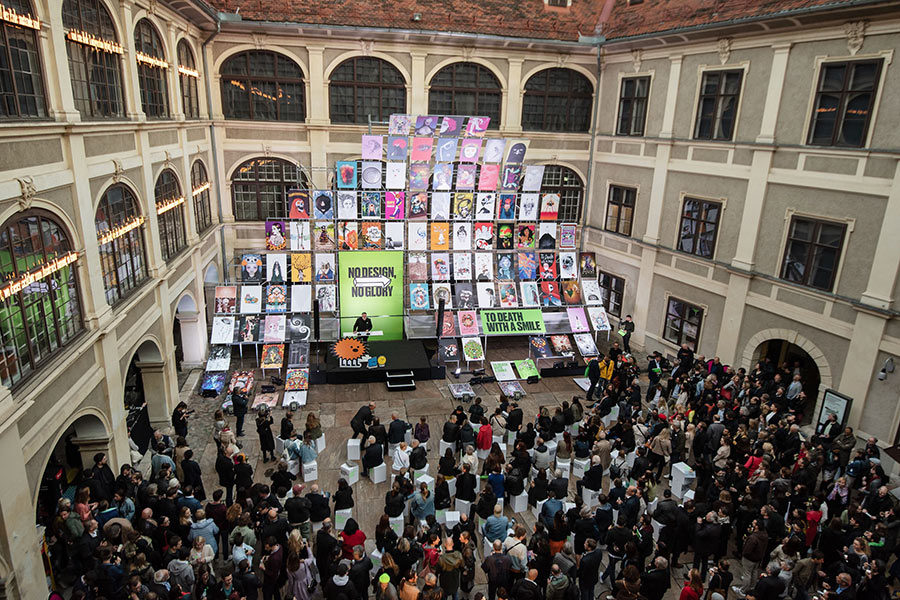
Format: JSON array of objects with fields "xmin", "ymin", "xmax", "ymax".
[
  {"xmin": 201, "ymin": 21, "xmax": 227, "ymax": 281},
  {"xmin": 578, "ymin": 38, "xmax": 606, "ymax": 253}
]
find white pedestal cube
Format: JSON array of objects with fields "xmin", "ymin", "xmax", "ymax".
[
  {"xmin": 563, "ymin": 502, "xmax": 576, "ymax": 514},
  {"xmin": 546, "ymin": 440, "xmax": 558, "ymax": 461},
  {"xmin": 683, "ymin": 489, "xmax": 695, "ymax": 502},
  {"xmin": 315, "ymin": 435, "xmax": 326, "ymax": 453},
  {"xmin": 507, "ymin": 431, "xmax": 516, "ymax": 446},
  {"xmin": 556, "ymin": 458, "xmax": 571, "ymax": 479},
  {"xmin": 652, "ymin": 518, "xmax": 663, "ymax": 542},
  {"xmin": 582, "ymin": 487, "xmax": 600, "ymax": 508},
  {"xmin": 445, "ymin": 510, "xmax": 460, "ymax": 529},
  {"xmin": 275, "ymin": 437, "xmax": 285, "ymax": 457},
  {"xmin": 532, "ymin": 499, "xmax": 547, "ymax": 520},
  {"xmin": 341, "ymin": 463, "xmax": 359, "ymax": 486},
  {"xmin": 455, "ymin": 498, "xmax": 471, "ymax": 516},
  {"xmin": 497, "ymin": 443, "xmax": 507, "ymax": 456},
  {"xmin": 390, "ymin": 515, "xmax": 405, "ymax": 537},
  {"xmin": 369, "ymin": 549, "xmax": 382, "ymax": 576},
  {"xmin": 335, "ymin": 508, "xmax": 352, "ymax": 530},
  {"xmin": 440, "ymin": 439, "xmax": 455, "ymax": 457},
  {"xmin": 573, "ymin": 458, "xmax": 590, "ymax": 478},
  {"xmin": 602, "ymin": 406, "xmax": 620, "ymax": 429},
  {"xmin": 347, "ymin": 439, "xmax": 361, "ymax": 461},
  {"xmin": 492, "ymin": 435, "xmax": 503, "ymax": 447},
  {"xmin": 447, "ymin": 477, "xmax": 457, "ymax": 497},
  {"xmin": 372, "ymin": 463, "xmax": 387, "ymax": 484},
  {"xmin": 436, "ymin": 509, "xmax": 447, "ymax": 524},
  {"xmin": 568, "ymin": 424, "xmax": 579, "ymax": 436},
  {"xmin": 510, "ymin": 492, "xmax": 528, "ymax": 513},
  {"xmin": 413, "ymin": 465, "xmax": 429, "ymax": 481},
  {"xmin": 417, "ymin": 473, "xmax": 435, "ymax": 490},
  {"xmin": 302, "ymin": 461, "xmax": 318, "ymax": 482},
  {"xmin": 388, "ymin": 443, "xmax": 399, "ymax": 457},
  {"xmin": 625, "ymin": 451, "xmax": 636, "ymax": 469},
  {"xmin": 287, "ymin": 459, "xmax": 301, "ymax": 477},
  {"xmin": 477, "ymin": 448, "xmax": 489, "ymax": 460},
  {"xmin": 555, "ymin": 432, "xmax": 564, "ymax": 443},
  {"xmin": 405, "ymin": 430, "xmax": 411, "ymax": 444},
  {"xmin": 670, "ymin": 462, "xmax": 695, "ymax": 499},
  {"xmin": 527, "ymin": 448, "xmax": 534, "ymax": 459}
]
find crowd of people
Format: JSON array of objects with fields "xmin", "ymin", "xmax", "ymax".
[{"xmin": 40, "ymin": 341, "xmax": 898, "ymax": 600}]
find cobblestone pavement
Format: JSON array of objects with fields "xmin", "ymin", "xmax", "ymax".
[{"xmin": 171, "ymin": 341, "xmax": 743, "ymax": 599}]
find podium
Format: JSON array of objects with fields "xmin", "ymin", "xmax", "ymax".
[
  {"xmin": 455, "ymin": 498, "xmax": 471, "ymax": 516},
  {"xmin": 275, "ymin": 437, "xmax": 285, "ymax": 457},
  {"xmin": 445, "ymin": 510, "xmax": 460, "ymax": 529},
  {"xmin": 582, "ymin": 487, "xmax": 600, "ymax": 508},
  {"xmin": 546, "ymin": 440, "xmax": 558, "ymax": 461},
  {"xmin": 417, "ymin": 473, "xmax": 435, "ymax": 490},
  {"xmin": 347, "ymin": 439, "xmax": 361, "ymax": 461},
  {"xmin": 477, "ymin": 447, "xmax": 489, "ymax": 460},
  {"xmin": 573, "ymin": 458, "xmax": 590, "ymax": 478},
  {"xmin": 335, "ymin": 508, "xmax": 352, "ymax": 530},
  {"xmin": 671, "ymin": 462, "xmax": 695, "ymax": 499},
  {"xmin": 346, "ymin": 330, "xmax": 384, "ymax": 338},
  {"xmin": 390, "ymin": 515, "xmax": 405, "ymax": 537},
  {"xmin": 440, "ymin": 439, "xmax": 455, "ymax": 457},
  {"xmin": 413, "ymin": 466, "xmax": 429, "ymax": 482}
]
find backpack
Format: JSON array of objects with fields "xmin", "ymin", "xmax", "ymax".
[{"xmin": 609, "ymin": 461, "xmax": 622, "ymax": 481}]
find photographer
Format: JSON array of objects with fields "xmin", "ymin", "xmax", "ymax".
[{"xmin": 171, "ymin": 401, "xmax": 192, "ymax": 438}]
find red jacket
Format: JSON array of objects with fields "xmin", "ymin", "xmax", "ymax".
[
  {"xmin": 340, "ymin": 529, "xmax": 366, "ymax": 560},
  {"xmin": 679, "ymin": 585, "xmax": 703, "ymax": 600},
  {"xmin": 476, "ymin": 424, "xmax": 493, "ymax": 450}
]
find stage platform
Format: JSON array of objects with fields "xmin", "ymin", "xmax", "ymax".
[{"xmin": 322, "ymin": 340, "xmax": 439, "ymax": 384}]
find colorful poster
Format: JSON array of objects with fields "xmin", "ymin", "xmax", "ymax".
[
  {"xmin": 474, "ymin": 222, "xmax": 493, "ymax": 250},
  {"xmin": 580, "ymin": 252, "xmax": 597, "ymax": 278},
  {"xmin": 415, "ymin": 115, "xmax": 439, "ymax": 136},
  {"xmin": 520, "ymin": 282, "xmax": 540, "ymax": 308},
  {"xmin": 385, "ymin": 222, "xmax": 404, "ymax": 250},
  {"xmin": 238, "ymin": 316, "xmax": 260, "ymax": 343},
  {"xmin": 266, "ymin": 253, "xmax": 286, "ymax": 283},
  {"xmin": 518, "ymin": 193, "xmax": 539, "ymax": 221},
  {"xmin": 290, "ymin": 221, "xmax": 311, "ymax": 251},
  {"xmin": 560, "ymin": 252, "xmax": 578, "ymax": 279},
  {"xmin": 431, "ymin": 222, "xmax": 450, "ymax": 250},
  {"xmin": 540, "ymin": 281, "xmax": 562, "ymax": 306},
  {"xmin": 522, "ymin": 165, "xmax": 545, "ymax": 192},
  {"xmin": 530, "ymin": 336, "xmax": 550, "ymax": 358},
  {"xmin": 288, "ymin": 189, "xmax": 310, "ymax": 219},
  {"xmin": 574, "ymin": 333, "xmax": 599, "ymax": 357},
  {"xmin": 478, "ymin": 165, "xmax": 500, "ymax": 191},
  {"xmin": 314, "ymin": 254, "xmax": 335, "ymax": 282},
  {"xmin": 409, "ymin": 165, "xmax": 430, "ymax": 191},
  {"xmin": 361, "ymin": 134, "xmax": 384, "ymax": 159},
  {"xmin": 433, "ymin": 283, "xmax": 453, "ymax": 310},
  {"xmin": 411, "ymin": 137, "xmax": 434, "ymax": 162},
  {"xmin": 567, "ymin": 307, "xmax": 590, "ymax": 333},
  {"xmin": 360, "ymin": 162, "xmax": 382, "ymax": 189},
  {"xmin": 360, "ymin": 222, "xmax": 383, "ymax": 249},
  {"xmin": 540, "ymin": 193, "xmax": 560, "ymax": 220},
  {"xmin": 499, "ymin": 283, "xmax": 518, "ymax": 307},
  {"xmin": 211, "ymin": 316, "xmax": 235, "ymax": 344},
  {"xmin": 517, "ymin": 224, "xmax": 536, "ymax": 249},
  {"xmin": 539, "ymin": 223, "xmax": 557, "ymax": 249},
  {"xmin": 462, "ymin": 337, "xmax": 484, "ymax": 361},
  {"xmin": 263, "ymin": 315, "xmax": 286, "ymax": 342},
  {"xmin": 388, "ymin": 114, "xmax": 411, "ymax": 135},
  {"xmin": 287, "ymin": 339, "xmax": 310, "ymax": 364},
  {"xmin": 501, "ymin": 165, "xmax": 521, "ymax": 190},
  {"xmin": 562, "ymin": 280, "xmax": 582, "ymax": 305},
  {"xmin": 265, "ymin": 221, "xmax": 287, "ymax": 251},
  {"xmin": 260, "ymin": 344, "xmax": 284, "ymax": 369},
  {"xmin": 266, "ymin": 284, "xmax": 287, "ymax": 312},
  {"xmin": 483, "ymin": 139, "xmax": 506, "ymax": 163},
  {"xmin": 409, "ymin": 283, "xmax": 430, "ymax": 310},
  {"xmin": 479, "ymin": 309, "xmax": 546, "ymax": 335},
  {"xmin": 453, "ymin": 193, "xmax": 473, "ymax": 219},
  {"xmin": 454, "ymin": 222, "xmax": 472, "ymax": 250},
  {"xmin": 313, "ymin": 222, "xmax": 335, "ymax": 250},
  {"xmin": 496, "ymin": 224, "xmax": 513, "ymax": 250},
  {"xmin": 338, "ymin": 251, "xmax": 405, "ymax": 339},
  {"xmin": 338, "ymin": 221, "xmax": 358, "ymax": 250},
  {"xmin": 409, "ymin": 252, "xmax": 428, "ymax": 281},
  {"xmin": 431, "ymin": 253, "xmax": 450, "ymax": 281},
  {"xmin": 499, "ymin": 381, "xmax": 526, "ymax": 397},
  {"xmin": 432, "ymin": 163, "xmax": 452, "ymax": 191},
  {"xmin": 440, "ymin": 338, "xmax": 460, "ymax": 361},
  {"xmin": 587, "ymin": 306, "xmax": 612, "ymax": 332},
  {"xmin": 458, "ymin": 311, "xmax": 479, "ymax": 336},
  {"xmin": 518, "ymin": 252, "xmax": 537, "ymax": 280},
  {"xmin": 409, "ymin": 192, "xmax": 428, "ymax": 219},
  {"xmin": 456, "ymin": 165, "xmax": 476, "ymax": 190},
  {"xmin": 497, "ymin": 253, "xmax": 515, "ymax": 280},
  {"xmin": 214, "ymin": 286, "xmax": 237, "ymax": 313},
  {"xmin": 465, "ymin": 116, "xmax": 490, "ymax": 137},
  {"xmin": 456, "ymin": 284, "xmax": 476, "ymax": 309},
  {"xmin": 459, "ymin": 138, "xmax": 481, "ymax": 163},
  {"xmin": 440, "ymin": 117, "xmax": 461, "ymax": 137},
  {"xmin": 497, "ymin": 194, "xmax": 515, "ymax": 220},
  {"xmin": 560, "ymin": 224, "xmax": 577, "ymax": 249},
  {"xmin": 291, "ymin": 253, "xmax": 311, "ymax": 283},
  {"xmin": 491, "ymin": 361, "xmax": 516, "ymax": 381},
  {"xmin": 206, "ymin": 346, "xmax": 231, "ymax": 371},
  {"xmin": 436, "ymin": 138, "xmax": 458, "ymax": 162},
  {"xmin": 474, "ymin": 253, "xmax": 494, "ymax": 281},
  {"xmin": 513, "ymin": 359, "xmax": 540, "ymax": 379},
  {"xmin": 290, "ymin": 285, "xmax": 311, "ymax": 313},
  {"xmin": 506, "ymin": 140, "xmax": 528, "ymax": 163},
  {"xmin": 539, "ymin": 253, "xmax": 557, "ymax": 280},
  {"xmin": 240, "ymin": 285, "xmax": 262, "ymax": 314},
  {"xmin": 582, "ymin": 280, "xmax": 603, "ymax": 305},
  {"xmin": 550, "ymin": 334, "xmax": 574, "ymax": 355},
  {"xmin": 476, "ymin": 282, "xmax": 497, "ymax": 308},
  {"xmin": 361, "ymin": 192, "xmax": 381, "ymax": 218},
  {"xmin": 313, "ymin": 191, "xmax": 334, "ymax": 219},
  {"xmin": 385, "ymin": 191, "xmax": 405, "ymax": 219},
  {"xmin": 336, "ymin": 191, "xmax": 357, "ymax": 219},
  {"xmin": 285, "ymin": 368, "xmax": 309, "ymax": 391},
  {"xmin": 315, "ymin": 284, "xmax": 337, "ymax": 312},
  {"xmin": 453, "ymin": 253, "xmax": 472, "ymax": 280},
  {"xmin": 438, "ymin": 311, "xmax": 457, "ymax": 338},
  {"xmin": 386, "ymin": 136, "xmax": 408, "ymax": 160}
]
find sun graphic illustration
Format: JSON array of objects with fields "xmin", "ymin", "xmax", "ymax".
[{"xmin": 332, "ymin": 337, "xmax": 368, "ymax": 361}]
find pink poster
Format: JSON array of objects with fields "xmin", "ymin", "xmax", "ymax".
[
  {"xmin": 566, "ymin": 307, "xmax": 589, "ymax": 333},
  {"xmin": 457, "ymin": 310, "xmax": 479, "ymax": 336}
]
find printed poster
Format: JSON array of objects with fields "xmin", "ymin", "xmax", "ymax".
[
  {"xmin": 567, "ymin": 307, "xmax": 590, "ymax": 333},
  {"xmin": 491, "ymin": 361, "xmax": 516, "ymax": 381},
  {"xmin": 461, "ymin": 337, "xmax": 484, "ymax": 361},
  {"xmin": 458, "ymin": 311, "xmax": 479, "ymax": 336},
  {"xmin": 214, "ymin": 286, "xmax": 237, "ymax": 313},
  {"xmin": 313, "ymin": 191, "xmax": 334, "ymax": 220}
]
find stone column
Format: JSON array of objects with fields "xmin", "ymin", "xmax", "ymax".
[
  {"xmin": 135, "ymin": 361, "xmax": 171, "ymax": 428},
  {"xmin": 175, "ymin": 310, "xmax": 207, "ymax": 369},
  {"xmin": 410, "ymin": 51, "xmax": 427, "ymax": 115},
  {"xmin": 504, "ymin": 58, "xmax": 524, "ymax": 133}
]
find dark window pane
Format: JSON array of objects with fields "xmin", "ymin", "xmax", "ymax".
[
  {"xmin": 522, "ymin": 68, "xmax": 593, "ymax": 132},
  {"xmin": 694, "ymin": 70, "xmax": 742, "ymax": 141},
  {"xmin": 220, "ymin": 51, "xmax": 305, "ymax": 122},
  {"xmin": 780, "ymin": 217, "xmax": 845, "ymax": 290},
  {"xmin": 808, "ymin": 59, "xmax": 882, "ymax": 147},
  {"xmin": 329, "ymin": 57, "xmax": 406, "ymax": 124}
]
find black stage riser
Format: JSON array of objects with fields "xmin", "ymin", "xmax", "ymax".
[
  {"xmin": 325, "ymin": 366, "xmax": 435, "ymax": 385},
  {"xmin": 539, "ymin": 365, "xmax": 585, "ymax": 378}
]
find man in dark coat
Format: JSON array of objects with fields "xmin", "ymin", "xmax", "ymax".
[
  {"xmin": 585, "ymin": 356, "xmax": 601, "ymax": 403},
  {"xmin": 641, "ymin": 556, "xmax": 671, "ymax": 600},
  {"xmin": 350, "ymin": 402, "xmax": 376, "ymax": 439},
  {"xmin": 362, "ymin": 436, "xmax": 384, "ymax": 476},
  {"xmin": 305, "ymin": 484, "xmax": 330, "ymax": 523},
  {"xmin": 232, "ymin": 391, "xmax": 249, "ymax": 437},
  {"xmin": 506, "ymin": 403, "xmax": 523, "ymax": 434},
  {"xmin": 181, "ymin": 450, "xmax": 204, "ymax": 501},
  {"xmin": 510, "ymin": 569, "xmax": 542, "ymax": 600},
  {"xmin": 579, "ymin": 538, "xmax": 604, "ymax": 599},
  {"xmin": 409, "ymin": 440, "xmax": 428, "ymax": 471},
  {"xmin": 388, "ymin": 413, "xmax": 409, "ymax": 445},
  {"xmin": 323, "ymin": 562, "xmax": 358, "ymax": 600},
  {"xmin": 442, "ymin": 415, "xmax": 461, "ymax": 445},
  {"xmin": 481, "ymin": 539, "xmax": 511, "ymax": 600},
  {"xmin": 91, "ymin": 453, "xmax": 116, "ymax": 502},
  {"xmin": 216, "ymin": 448, "xmax": 235, "ymax": 505},
  {"xmin": 349, "ymin": 545, "xmax": 373, "ymax": 598},
  {"xmin": 456, "ymin": 463, "xmax": 478, "ymax": 502},
  {"xmin": 577, "ymin": 456, "xmax": 604, "ymax": 498},
  {"xmin": 315, "ymin": 519, "xmax": 340, "ymax": 584},
  {"xmin": 693, "ymin": 511, "xmax": 722, "ymax": 579},
  {"xmin": 234, "ymin": 455, "xmax": 254, "ymax": 491}
]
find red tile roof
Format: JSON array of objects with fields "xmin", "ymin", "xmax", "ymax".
[
  {"xmin": 206, "ymin": 0, "xmax": 605, "ymax": 42},
  {"xmin": 601, "ymin": 0, "xmax": 881, "ymax": 41}
]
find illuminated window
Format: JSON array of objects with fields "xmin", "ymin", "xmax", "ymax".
[
  {"xmin": 0, "ymin": 0, "xmax": 46, "ymax": 119},
  {"xmin": 231, "ymin": 157, "xmax": 308, "ymax": 221},
  {"xmin": 428, "ymin": 63, "xmax": 500, "ymax": 128},
  {"xmin": 221, "ymin": 51, "xmax": 305, "ymax": 121},
  {"xmin": 155, "ymin": 170, "xmax": 186, "ymax": 261},
  {"xmin": 329, "ymin": 57, "xmax": 406, "ymax": 124},
  {"xmin": 62, "ymin": 0, "xmax": 124, "ymax": 118},
  {"xmin": 0, "ymin": 211, "xmax": 82, "ymax": 388},
  {"xmin": 191, "ymin": 160, "xmax": 212, "ymax": 234},
  {"xmin": 808, "ymin": 59, "xmax": 882, "ymax": 148},
  {"xmin": 95, "ymin": 184, "xmax": 148, "ymax": 304},
  {"xmin": 177, "ymin": 40, "xmax": 199, "ymax": 119},
  {"xmin": 134, "ymin": 19, "xmax": 169, "ymax": 118},
  {"xmin": 522, "ymin": 68, "xmax": 592, "ymax": 132}
]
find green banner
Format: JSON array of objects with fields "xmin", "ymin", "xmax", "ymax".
[
  {"xmin": 479, "ymin": 309, "xmax": 546, "ymax": 336},
  {"xmin": 339, "ymin": 251, "xmax": 405, "ymax": 340}
]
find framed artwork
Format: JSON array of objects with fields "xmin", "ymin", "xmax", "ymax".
[
  {"xmin": 483, "ymin": 138, "xmax": 506, "ymax": 163},
  {"xmin": 560, "ymin": 224, "xmax": 577, "ymax": 249},
  {"xmin": 361, "ymin": 192, "xmax": 381, "ymax": 218},
  {"xmin": 266, "ymin": 253, "xmax": 286, "ymax": 283},
  {"xmin": 385, "ymin": 191, "xmax": 405, "ymax": 219},
  {"xmin": 454, "ymin": 222, "xmax": 472, "ymax": 250},
  {"xmin": 384, "ymin": 222, "xmax": 404, "ymax": 250},
  {"xmin": 260, "ymin": 344, "xmax": 285, "ymax": 369},
  {"xmin": 409, "ymin": 283, "xmax": 430, "ymax": 310},
  {"xmin": 338, "ymin": 221, "xmax": 358, "ymax": 250},
  {"xmin": 266, "ymin": 221, "xmax": 287, "ymax": 251},
  {"xmin": 210, "ymin": 316, "xmax": 235, "ymax": 344},
  {"xmin": 456, "ymin": 283, "xmax": 476, "ymax": 309},
  {"xmin": 291, "ymin": 253, "xmax": 311, "ymax": 283},
  {"xmin": 476, "ymin": 282, "xmax": 497, "ymax": 308},
  {"xmin": 458, "ymin": 311, "xmax": 479, "ymax": 336},
  {"xmin": 288, "ymin": 189, "xmax": 310, "ymax": 219},
  {"xmin": 520, "ymin": 282, "xmax": 540, "ymax": 307},
  {"xmin": 522, "ymin": 165, "xmax": 545, "ymax": 192},
  {"xmin": 214, "ymin": 286, "xmax": 237, "ymax": 313}
]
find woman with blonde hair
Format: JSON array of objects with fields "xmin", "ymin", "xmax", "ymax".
[
  {"xmin": 189, "ymin": 535, "xmax": 214, "ymax": 567},
  {"xmin": 287, "ymin": 528, "xmax": 304, "ymax": 556}
]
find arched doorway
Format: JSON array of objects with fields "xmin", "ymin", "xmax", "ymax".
[
  {"xmin": 125, "ymin": 339, "xmax": 169, "ymax": 435},
  {"xmin": 752, "ymin": 339, "xmax": 821, "ymax": 420}
]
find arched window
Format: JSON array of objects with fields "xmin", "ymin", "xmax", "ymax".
[
  {"xmin": 428, "ymin": 63, "xmax": 500, "ymax": 128},
  {"xmin": 329, "ymin": 57, "xmax": 405, "ymax": 124},
  {"xmin": 177, "ymin": 40, "xmax": 199, "ymax": 119},
  {"xmin": 221, "ymin": 51, "xmax": 305, "ymax": 121},
  {"xmin": 95, "ymin": 184, "xmax": 148, "ymax": 304},
  {"xmin": 62, "ymin": 0, "xmax": 125, "ymax": 118},
  {"xmin": 540, "ymin": 165, "xmax": 583, "ymax": 221},
  {"xmin": 134, "ymin": 19, "xmax": 169, "ymax": 118},
  {"xmin": 0, "ymin": 211, "xmax": 82, "ymax": 388},
  {"xmin": 0, "ymin": 0, "xmax": 46, "ymax": 119},
  {"xmin": 231, "ymin": 157, "xmax": 307, "ymax": 221},
  {"xmin": 191, "ymin": 160, "xmax": 212, "ymax": 234},
  {"xmin": 155, "ymin": 170, "xmax": 186, "ymax": 261},
  {"xmin": 522, "ymin": 68, "xmax": 593, "ymax": 132}
]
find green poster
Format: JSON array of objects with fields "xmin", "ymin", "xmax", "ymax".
[
  {"xmin": 338, "ymin": 251, "xmax": 405, "ymax": 340},
  {"xmin": 514, "ymin": 359, "xmax": 540, "ymax": 380},
  {"xmin": 479, "ymin": 309, "xmax": 546, "ymax": 335}
]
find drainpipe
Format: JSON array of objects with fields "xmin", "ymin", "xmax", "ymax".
[
  {"xmin": 578, "ymin": 44, "xmax": 603, "ymax": 253},
  {"xmin": 201, "ymin": 21, "xmax": 228, "ymax": 281}
]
